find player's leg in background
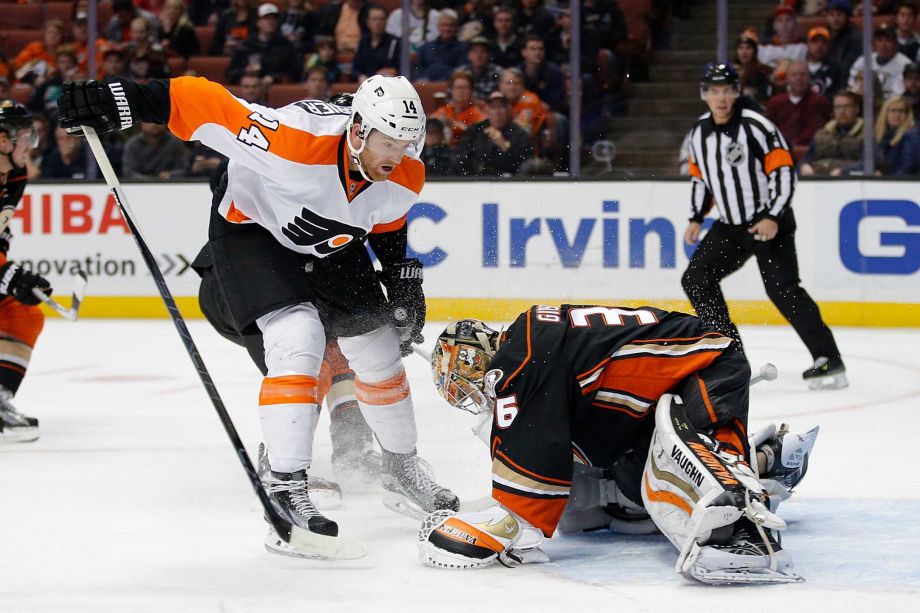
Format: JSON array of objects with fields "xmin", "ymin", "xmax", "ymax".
[
  {"xmin": 753, "ymin": 209, "xmax": 846, "ymax": 387},
  {"xmin": 318, "ymin": 339, "xmax": 379, "ymax": 483},
  {"xmin": 0, "ymin": 297, "xmax": 43, "ymax": 443},
  {"xmin": 681, "ymin": 222, "xmax": 753, "ymax": 350}
]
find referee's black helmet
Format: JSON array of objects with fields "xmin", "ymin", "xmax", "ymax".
[{"xmin": 700, "ymin": 62, "xmax": 739, "ymax": 86}]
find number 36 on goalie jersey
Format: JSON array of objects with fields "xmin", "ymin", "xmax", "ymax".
[{"xmin": 164, "ymin": 76, "xmax": 425, "ymax": 258}]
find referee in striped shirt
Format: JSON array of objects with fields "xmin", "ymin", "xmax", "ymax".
[{"xmin": 680, "ymin": 62, "xmax": 847, "ymax": 390}]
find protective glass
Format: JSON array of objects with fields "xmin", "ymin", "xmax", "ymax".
[
  {"xmin": 5, "ymin": 126, "xmax": 40, "ymax": 150},
  {"xmin": 699, "ymin": 84, "xmax": 740, "ymax": 102},
  {"xmin": 431, "ymin": 341, "xmax": 492, "ymax": 415}
]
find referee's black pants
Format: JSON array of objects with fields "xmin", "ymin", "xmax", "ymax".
[{"xmin": 681, "ymin": 210, "xmax": 841, "ymax": 362}]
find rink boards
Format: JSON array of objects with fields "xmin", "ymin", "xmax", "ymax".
[{"xmin": 10, "ymin": 179, "xmax": 920, "ymax": 326}]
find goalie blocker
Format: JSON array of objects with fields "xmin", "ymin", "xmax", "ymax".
[{"xmin": 418, "ymin": 305, "xmax": 818, "ymax": 584}]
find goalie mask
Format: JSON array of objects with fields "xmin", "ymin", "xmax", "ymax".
[
  {"xmin": 432, "ymin": 320, "xmax": 500, "ymax": 414},
  {"xmin": 347, "ymin": 75, "xmax": 426, "ymax": 182}
]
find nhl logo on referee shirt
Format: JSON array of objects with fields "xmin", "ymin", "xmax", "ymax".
[{"xmin": 726, "ymin": 142, "xmax": 746, "ymax": 166}]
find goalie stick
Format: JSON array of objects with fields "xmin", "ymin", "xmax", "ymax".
[
  {"xmin": 82, "ymin": 126, "xmax": 366, "ymax": 561},
  {"xmin": 32, "ymin": 270, "xmax": 88, "ymax": 322}
]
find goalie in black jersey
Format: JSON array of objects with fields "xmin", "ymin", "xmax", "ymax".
[{"xmin": 418, "ymin": 305, "xmax": 819, "ymax": 585}]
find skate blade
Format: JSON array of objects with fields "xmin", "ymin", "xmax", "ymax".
[
  {"xmin": 382, "ymin": 491, "xmax": 428, "ymax": 521},
  {"xmin": 807, "ymin": 373, "xmax": 849, "ymax": 391},
  {"xmin": 265, "ymin": 526, "xmax": 368, "ymax": 561},
  {"xmin": 0, "ymin": 426, "xmax": 39, "ymax": 444},
  {"xmin": 684, "ymin": 564, "xmax": 804, "ymax": 585}
]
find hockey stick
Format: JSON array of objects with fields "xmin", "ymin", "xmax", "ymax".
[
  {"xmin": 32, "ymin": 270, "xmax": 88, "ymax": 322},
  {"xmin": 750, "ymin": 363, "xmax": 778, "ymax": 386},
  {"xmin": 411, "ymin": 343, "xmax": 431, "ymax": 361},
  {"xmin": 82, "ymin": 126, "xmax": 366, "ymax": 560}
]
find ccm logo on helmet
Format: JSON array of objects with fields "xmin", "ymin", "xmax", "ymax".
[{"xmin": 282, "ymin": 207, "xmax": 365, "ymax": 255}]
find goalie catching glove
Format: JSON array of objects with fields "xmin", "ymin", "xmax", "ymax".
[
  {"xmin": 378, "ymin": 258, "xmax": 425, "ymax": 356},
  {"xmin": 418, "ymin": 504, "xmax": 547, "ymax": 569},
  {"xmin": 0, "ymin": 262, "xmax": 51, "ymax": 306}
]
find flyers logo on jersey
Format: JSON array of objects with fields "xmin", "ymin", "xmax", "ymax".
[{"xmin": 282, "ymin": 207, "xmax": 365, "ymax": 255}]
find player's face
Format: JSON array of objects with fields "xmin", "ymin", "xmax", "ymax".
[
  {"xmin": 359, "ymin": 130, "xmax": 412, "ymax": 180},
  {"xmin": 702, "ymin": 84, "xmax": 738, "ymax": 122}
]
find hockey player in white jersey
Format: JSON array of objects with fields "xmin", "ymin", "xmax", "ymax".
[{"xmin": 57, "ymin": 74, "xmax": 459, "ymax": 557}]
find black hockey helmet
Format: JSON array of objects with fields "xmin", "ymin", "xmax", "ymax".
[
  {"xmin": 0, "ymin": 100, "xmax": 33, "ymax": 135},
  {"xmin": 700, "ymin": 62, "xmax": 740, "ymax": 87},
  {"xmin": 699, "ymin": 62, "xmax": 740, "ymax": 100},
  {"xmin": 0, "ymin": 100, "xmax": 38, "ymax": 149}
]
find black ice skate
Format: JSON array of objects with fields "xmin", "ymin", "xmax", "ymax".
[
  {"xmin": 802, "ymin": 356, "xmax": 848, "ymax": 390},
  {"xmin": 258, "ymin": 443, "xmax": 342, "ymax": 508},
  {"xmin": 0, "ymin": 388, "xmax": 39, "ymax": 444},
  {"xmin": 263, "ymin": 470, "xmax": 339, "ymax": 558},
  {"xmin": 381, "ymin": 449, "xmax": 459, "ymax": 520},
  {"xmin": 685, "ymin": 519, "xmax": 802, "ymax": 585}
]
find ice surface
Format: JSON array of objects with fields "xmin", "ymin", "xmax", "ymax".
[{"xmin": 2, "ymin": 321, "xmax": 919, "ymax": 612}]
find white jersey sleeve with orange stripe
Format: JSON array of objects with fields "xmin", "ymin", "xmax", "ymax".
[{"xmin": 166, "ymin": 76, "xmax": 425, "ymax": 258}]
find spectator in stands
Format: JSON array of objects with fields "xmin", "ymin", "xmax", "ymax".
[
  {"xmin": 159, "ymin": 0, "xmax": 201, "ymax": 58},
  {"xmin": 800, "ymin": 90, "xmax": 865, "ymax": 175},
  {"xmin": 227, "ymin": 3, "xmax": 300, "ymax": 86},
  {"xmin": 303, "ymin": 37, "xmax": 343, "ymax": 86},
  {"xmin": 28, "ymin": 48, "xmax": 81, "ymax": 126},
  {"xmin": 518, "ymin": 34, "xmax": 566, "ymax": 114},
  {"xmin": 455, "ymin": 90, "xmax": 533, "ymax": 176},
  {"xmin": 71, "ymin": 11, "xmax": 106, "ymax": 78},
  {"xmin": 515, "ymin": 0, "xmax": 556, "ymax": 39},
  {"xmin": 903, "ymin": 61, "xmax": 920, "ymax": 117},
  {"xmin": 303, "ymin": 66, "xmax": 330, "ymax": 100},
  {"xmin": 735, "ymin": 34, "xmax": 771, "ymax": 103},
  {"xmin": 827, "ymin": 0, "xmax": 863, "ymax": 71},
  {"xmin": 12, "ymin": 20, "xmax": 66, "ymax": 85},
  {"xmin": 100, "ymin": 48, "xmax": 130, "ymax": 80},
  {"xmin": 582, "ymin": 0, "xmax": 628, "ymax": 50},
  {"xmin": 545, "ymin": 8, "xmax": 602, "ymax": 77},
  {"xmin": 237, "ymin": 72, "xmax": 268, "ymax": 104},
  {"xmin": 849, "ymin": 23, "xmax": 912, "ymax": 98},
  {"xmin": 459, "ymin": 0, "xmax": 499, "ymax": 40},
  {"xmin": 875, "ymin": 94, "xmax": 919, "ymax": 173},
  {"xmin": 767, "ymin": 60, "xmax": 832, "ymax": 147},
  {"xmin": 460, "ymin": 37, "xmax": 501, "ymax": 100},
  {"xmin": 123, "ymin": 122, "xmax": 190, "ymax": 180},
  {"xmin": 491, "ymin": 7, "xmax": 523, "ymax": 68},
  {"xmin": 317, "ymin": 0, "xmax": 370, "ymax": 53},
  {"xmin": 189, "ymin": 0, "xmax": 230, "ymax": 27},
  {"xmin": 352, "ymin": 6, "xmax": 400, "ymax": 81},
  {"xmin": 895, "ymin": 1, "xmax": 920, "ymax": 59},
  {"xmin": 0, "ymin": 78, "xmax": 10, "ymax": 102},
  {"xmin": 386, "ymin": 0, "xmax": 440, "ymax": 53},
  {"xmin": 107, "ymin": 0, "xmax": 160, "ymax": 45},
  {"xmin": 188, "ymin": 142, "xmax": 226, "ymax": 178},
  {"xmin": 421, "ymin": 117, "xmax": 454, "ymax": 176},
  {"xmin": 40, "ymin": 126, "xmax": 87, "ymax": 180},
  {"xmin": 759, "ymin": 5, "xmax": 807, "ymax": 91},
  {"xmin": 498, "ymin": 67, "xmax": 546, "ymax": 140},
  {"xmin": 212, "ymin": 0, "xmax": 257, "ymax": 56},
  {"xmin": 433, "ymin": 71, "xmax": 485, "ymax": 146},
  {"xmin": 279, "ymin": 0, "xmax": 316, "ymax": 55},
  {"xmin": 806, "ymin": 26, "xmax": 847, "ymax": 98},
  {"xmin": 126, "ymin": 18, "xmax": 170, "ymax": 82},
  {"xmin": 415, "ymin": 10, "xmax": 467, "ymax": 81}
]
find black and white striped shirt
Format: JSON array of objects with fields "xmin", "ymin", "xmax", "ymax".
[{"xmin": 687, "ymin": 107, "xmax": 795, "ymax": 226}]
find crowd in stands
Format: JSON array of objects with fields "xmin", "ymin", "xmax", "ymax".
[
  {"xmin": 730, "ymin": 0, "xmax": 920, "ymax": 176},
  {"xmin": 0, "ymin": 0, "xmax": 644, "ymax": 180}
]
